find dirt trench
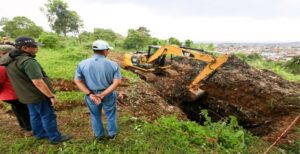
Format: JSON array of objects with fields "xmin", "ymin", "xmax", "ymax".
[{"xmin": 146, "ymin": 55, "xmax": 300, "ymax": 142}]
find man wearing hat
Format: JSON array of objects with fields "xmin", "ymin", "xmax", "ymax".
[
  {"xmin": 0, "ymin": 44, "xmax": 32, "ymax": 133},
  {"xmin": 74, "ymin": 40, "xmax": 122, "ymax": 141},
  {"xmin": 2, "ymin": 36, "xmax": 71, "ymax": 144}
]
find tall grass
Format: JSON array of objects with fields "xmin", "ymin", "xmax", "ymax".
[{"xmin": 36, "ymin": 46, "xmax": 91, "ymax": 80}]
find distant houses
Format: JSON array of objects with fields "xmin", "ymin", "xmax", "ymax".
[{"xmin": 215, "ymin": 42, "xmax": 300, "ymax": 61}]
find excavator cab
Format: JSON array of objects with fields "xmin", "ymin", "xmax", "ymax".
[
  {"xmin": 147, "ymin": 45, "xmax": 169, "ymax": 67},
  {"xmin": 147, "ymin": 45, "xmax": 160, "ymax": 58}
]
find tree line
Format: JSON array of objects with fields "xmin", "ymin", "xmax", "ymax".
[{"xmin": 0, "ymin": 0, "xmax": 215, "ymax": 51}]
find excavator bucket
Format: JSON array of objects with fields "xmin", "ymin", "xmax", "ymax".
[{"xmin": 186, "ymin": 87, "xmax": 206, "ymax": 102}]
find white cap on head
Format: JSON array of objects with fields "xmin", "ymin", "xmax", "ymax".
[{"xmin": 92, "ymin": 40, "xmax": 113, "ymax": 50}]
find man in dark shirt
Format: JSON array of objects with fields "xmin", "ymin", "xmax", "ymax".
[{"xmin": 3, "ymin": 36, "xmax": 71, "ymax": 144}]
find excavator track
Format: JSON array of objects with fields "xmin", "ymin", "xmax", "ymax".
[{"xmin": 126, "ymin": 67, "xmax": 157, "ymax": 82}]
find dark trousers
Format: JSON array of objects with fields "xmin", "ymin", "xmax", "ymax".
[{"xmin": 4, "ymin": 100, "xmax": 32, "ymax": 131}]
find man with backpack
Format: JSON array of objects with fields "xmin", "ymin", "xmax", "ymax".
[{"xmin": 2, "ymin": 36, "xmax": 72, "ymax": 144}]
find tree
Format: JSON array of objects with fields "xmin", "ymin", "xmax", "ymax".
[
  {"xmin": 41, "ymin": 0, "xmax": 83, "ymax": 36},
  {"xmin": 184, "ymin": 39, "xmax": 193, "ymax": 47},
  {"xmin": 207, "ymin": 43, "xmax": 215, "ymax": 51},
  {"xmin": 198, "ymin": 43, "xmax": 216, "ymax": 52},
  {"xmin": 0, "ymin": 31, "xmax": 4, "ymax": 37},
  {"xmin": 151, "ymin": 37, "xmax": 167, "ymax": 46},
  {"xmin": 79, "ymin": 31, "xmax": 93, "ymax": 42},
  {"xmin": 0, "ymin": 17, "xmax": 9, "ymax": 27},
  {"xmin": 38, "ymin": 32, "xmax": 60, "ymax": 48},
  {"xmin": 168, "ymin": 37, "xmax": 181, "ymax": 46},
  {"xmin": 93, "ymin": 28, "xmax": 117, "ymax": 42},
  {"xmin": 1, "ymin": 16, "xmax": 43, "ymax": 38},
  {"xmin": 137, "ymin": 26, "xmax": 150, "ymax": 34},
  {"xmin": 124, "ymin": 27, "xmax": 151, "ymax": 50},
  {"xmin": 285, "ymin": 56, "xmax": 300, "ymax": 74}
]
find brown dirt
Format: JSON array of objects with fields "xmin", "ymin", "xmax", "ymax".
[
  {"xmin": 116, "ymin": 78, "xmax": 186, "ymax": 121},
  {"xmin": 52, "ymin": 79, "xmax": 79, "ymax": 91},
  {"xmin": 0, "ymin": 105, "xmax": 27, "ymax": 137}
]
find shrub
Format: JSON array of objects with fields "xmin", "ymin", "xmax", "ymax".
[
  {"xmin": 285, "ymin": 56, "xmax": 300, "ymax": 75},
  {"xmin": 235, "ymin": 52, "xmax": 263, "ymax": 61},
  {"xmin": 38, "ymin": 32, "xmax": 60, "ymax": 48},
  {"xmin": 247, "ymin": 53, "xmax": 263, "ymax": 60}
]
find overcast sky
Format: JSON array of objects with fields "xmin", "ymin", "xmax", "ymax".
[{"xmin": 1, "ymin": 0, "xmax": 300, "ymax": 42}]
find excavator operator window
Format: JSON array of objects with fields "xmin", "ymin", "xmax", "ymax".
[{"xmin": 147, "ymin": 46, "xmax": 159, "ymax": 58}]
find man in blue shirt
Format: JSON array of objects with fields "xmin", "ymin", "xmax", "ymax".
[{"xmin": 74, "ymin": 40, "xmax": 122, "ymax": 140}]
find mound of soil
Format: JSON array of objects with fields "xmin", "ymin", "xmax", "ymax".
[
  {"xmin": 116, "ymin": 78, "xmax": 187, "ymax": 121},
  {"xmin": 148, "ymin": 55, "xmax": 300, "ymax": 142},
  {"xmin": 52, "ymin": 79, "xmax": 79, "ymax": 91}
]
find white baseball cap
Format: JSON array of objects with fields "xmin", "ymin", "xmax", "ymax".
[{"xmin": 92, "ymin": 40, "xmax": 113, "ymax": 50}]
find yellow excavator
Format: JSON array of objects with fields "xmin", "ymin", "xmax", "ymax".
[{"xmin": 122, "ymin": 45, "xmax": 229, "ymax": 101}]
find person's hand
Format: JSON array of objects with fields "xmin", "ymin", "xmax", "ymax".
[
  {"xmin": 90, "ymin": 94, "xmax": 102, "ymax": 105},
  {"xmin": 50, "ymin": 97, "xmax": 59, "ymax": 106},
  {"xmin": 95, "ymin": 93, "xmax": 105, "ymax": 100}
]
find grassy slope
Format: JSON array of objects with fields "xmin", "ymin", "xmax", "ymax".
[
  {"xmin": 247, "ymin": 59, "xmax": 300, "ymax": 82},
  {"xmin": 235, "ymin": 53, "xmax": 300, "ymax": 83}
]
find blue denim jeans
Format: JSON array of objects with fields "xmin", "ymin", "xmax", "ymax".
[
  {"xmin": 27, "ymin": 100, "xmax": 61, "ymax": 142},
  {"xmin": 85, "ymin": 91, "xmax": 117, "ymax": 138}
]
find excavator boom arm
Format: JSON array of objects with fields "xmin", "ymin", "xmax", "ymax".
[
  {"xmin": 147, "ymin": 45, "xmax": 229, "ymax": 93},
  {"xmin": 147, "ymin": 45, "xmax": 217, "ymax": 63}
]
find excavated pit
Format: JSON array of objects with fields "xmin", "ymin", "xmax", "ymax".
[{"xmin": 149, "ymin": 55, "xmax": 300, "ymax": 141}]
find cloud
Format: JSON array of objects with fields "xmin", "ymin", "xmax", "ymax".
[
  {"xmin": 1, "ymin": 0, "xmax": 300, "ymax": 42},
  {"xmin": 83, "ymin": 0, "xmax": 300, "ymax": 18}
]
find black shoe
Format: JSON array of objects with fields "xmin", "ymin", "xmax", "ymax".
[
  {"xmin": 95, "ymin": 136, "xmax": 106, "ymax": 143},
  {"xmin": 95, "ymin": 136, "xmax": 105, "ymax": 141},
  {"xmin": 50, "ymin": 135, "xmax": 72, "ymax": 144},
  {"xmin": 36, "ymin": 136, "xmax": 48, "ymax": 140},
  {"xmin": 108, "ymin": 135, "xmax": 116, "ymax": 140}
]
